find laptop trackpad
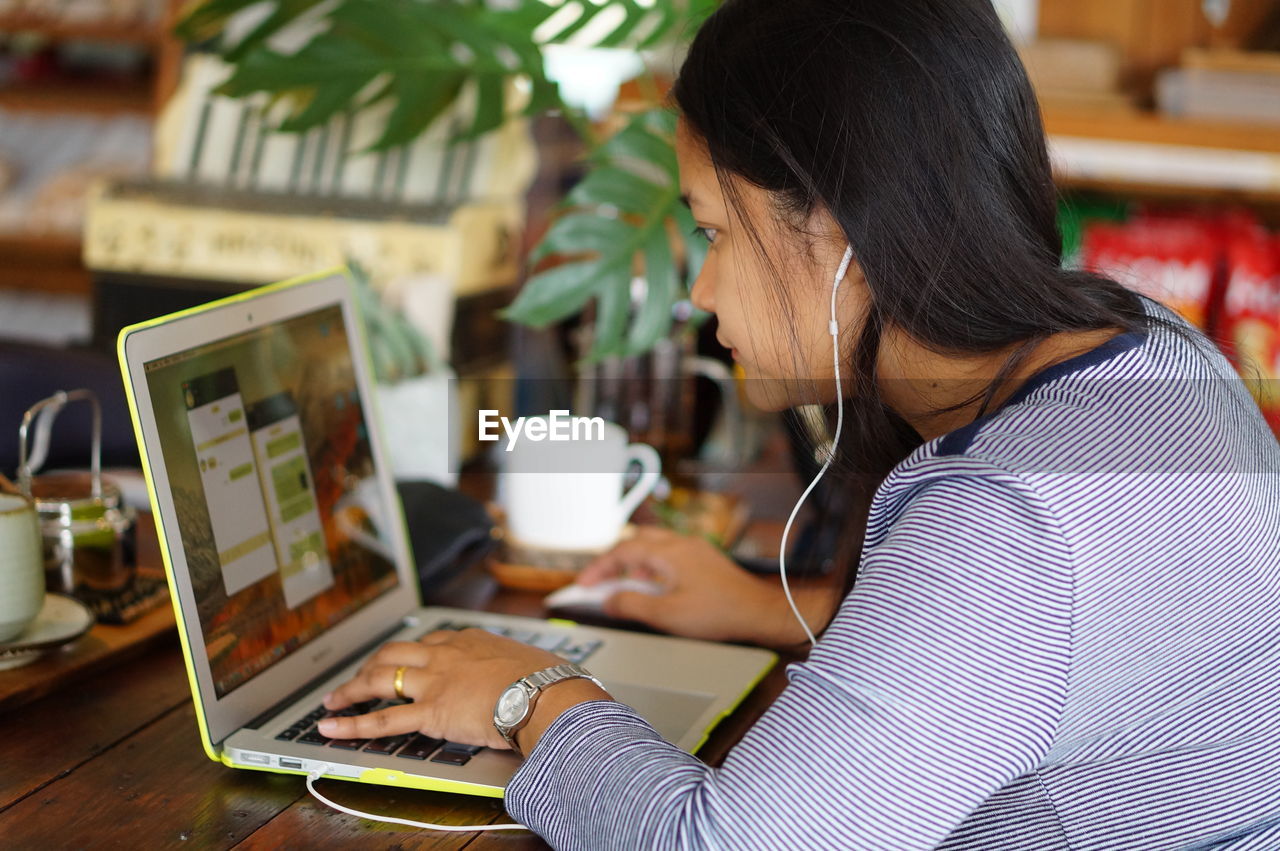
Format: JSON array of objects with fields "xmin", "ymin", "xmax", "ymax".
[{"xmin": 605, "ymin": 682, "xmax": 717, "ymax": 745}]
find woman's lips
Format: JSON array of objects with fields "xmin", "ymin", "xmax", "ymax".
[{"xmin": 717, "ymin": 336, "xmax": 737, "ymax": 360}]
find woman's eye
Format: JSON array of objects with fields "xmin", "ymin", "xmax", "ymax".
[{"xmin": 692, "ymin": 226, "xmax": 718, "ymax": 244}]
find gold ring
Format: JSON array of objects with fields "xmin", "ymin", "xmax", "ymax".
[{"xmin": 393, "ymin": 665, "xmax": 408, "ymax": 699}]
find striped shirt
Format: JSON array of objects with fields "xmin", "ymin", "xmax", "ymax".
[{"xmin": 505, "ymin": 299, "xmax": 1280, "ymax": 850}]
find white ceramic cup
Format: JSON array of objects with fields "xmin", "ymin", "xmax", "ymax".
[
  {"xmin": 0, "ymin": 493, "xmax": 45, "ymax": 643},
  {"xmin": 499, "ymin": 418, "xmax": 661, "ymax": 552}
]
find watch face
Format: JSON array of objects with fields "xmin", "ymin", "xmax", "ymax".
[{"xmin": 497, "ymin": 685, "xmax": 529, "ymax": 726}]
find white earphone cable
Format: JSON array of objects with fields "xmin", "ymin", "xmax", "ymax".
[
  {"xmin": 778, "ymin": 244, "xmax": 854, "ymax": 647},
  {"xmin": 306, "ymin": 766, "xmax": 529, "ymax": 833}
]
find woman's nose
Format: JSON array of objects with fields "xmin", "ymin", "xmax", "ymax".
[{"xmin": 689, "ymin": 271, "xmax": 715, "ymax": 314}]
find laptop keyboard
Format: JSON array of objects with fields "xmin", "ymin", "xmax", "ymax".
[{"xmin": 275, "ymin": 619, "xmax": 603, "ymax": 765}]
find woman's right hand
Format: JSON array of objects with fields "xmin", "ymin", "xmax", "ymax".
[{"xmin": 576, "ymin": 527, "xmax": 831, "ymax": 649}]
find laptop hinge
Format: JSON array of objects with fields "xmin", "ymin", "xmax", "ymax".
[{"xmin": 241, "ymin": 619, "xmax": 411, "ymax": 731}]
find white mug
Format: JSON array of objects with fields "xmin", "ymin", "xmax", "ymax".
[
  {"xmin": 0, "ymin": 493, "xmax": 45, "ymax": 643},
  {"xmin": 499, "ymin": 417, "xmax": 661, "ymax": 552}
]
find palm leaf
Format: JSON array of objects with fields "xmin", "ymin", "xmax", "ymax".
[
  {"xmin": 175, "ymin": 0, "xmax": 330, "ymax": 60},
  {"xmin": 631, "ymin": 218, "xmax": 678, "ymax": 352},
  {"xmin": 180, "ymin": 0, "xmax": 716, "ymax": 356},
  {"xmin": 191, "ymin": 0, "xmax": 701, "ymax": 152},
  {"xmin": 502, "ymin": 259, "xmax": 606, "ymax": 326},
  {"xmin": 589, "ymin": 261, "xmax": 635, "ymax": 358},
  {"xmin": 506, "ymin": 108, "xmax": 705, "ymax": 358},
  {"xmin": 205, "ymin": 0, "xmax": 582, "ymax": 147},
  {"xmin": 531, "ymin": 213, "xmax": 634, "ymax": 264},
  {"xmin": 538, "ymin": 0, "xmax": 681, "ymax": 48}
]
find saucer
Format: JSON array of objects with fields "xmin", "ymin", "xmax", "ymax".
[
  {"xmin": 486, "ymin": 529, "xmax": 623, "ymax": 593},
  {"xmin": 0, "ymin": 594, "xmax": 96, "ymax": 671}
]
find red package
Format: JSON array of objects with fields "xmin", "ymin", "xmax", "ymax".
[
  {"xmin": 1221, "ymin": 229, "xmax": 1280, "ymax": 434},
  {"xmin": 1080, "ymin": 216, "xmax": 1224, "ymax": 331}
]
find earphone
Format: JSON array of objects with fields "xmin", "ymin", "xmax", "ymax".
[
  {"xmin": 307, "ymin": 765, "xmax": 529, "ymax": 832},
  {"xmin": 778, "ymin": 244, "xmax": 854, "ymax": 647}
]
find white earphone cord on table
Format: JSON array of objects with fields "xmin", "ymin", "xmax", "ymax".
[
  {"xmin": 778, "ymin": 244, "xmax": 855, "ymax": 647},
  {"xmin": 307, "ymin": 766, "xmax": 529, "ymax": 832}
]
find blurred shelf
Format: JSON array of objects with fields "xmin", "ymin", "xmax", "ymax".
[
  {"xmin": 1045, "ymin": 106, "xmax": 1280, "ymax": 202},
  {"xmin": 0, "ymin": 4, "xmax": 179, "ymax": 298},
  {"xmin": 0, "ymin": 80, "xmax": 153, "ymax": 114},
  {"xmin": 0, "ymin": 232, "xmax": 90, "ymax": 294},
  {"xmin": 0, "ymin": 12, "xmax": 161, "ymax": 45},
  {"xmin": 1045, "ymin": 106, "xmax": 1280, "ymax": 153}
]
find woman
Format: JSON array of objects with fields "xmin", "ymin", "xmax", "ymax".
[{"xmin": 318, "ymin": 0, "xmax": 1280, "ymax": 847}]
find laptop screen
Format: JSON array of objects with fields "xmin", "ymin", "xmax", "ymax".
[{"xmin": 144, "ymin": 303, "xmax": 400, "ymax": 698}]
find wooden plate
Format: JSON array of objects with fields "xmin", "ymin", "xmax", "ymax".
[{"xmin": 486, "ymin": 524, "xmax": 628, "ymax": 593}]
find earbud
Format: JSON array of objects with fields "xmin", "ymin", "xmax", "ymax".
[{"xmin": 779, "ymin": 244, "xmax": 854, "ymax": 647}]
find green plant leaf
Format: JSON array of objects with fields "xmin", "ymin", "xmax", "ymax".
[
  {"xmin": 225, "ymin": 0, "xmax": 332, "ymax": 62},
  {"xmin": 374, "ymin": 71, "xmax": 467, "ymax": 151},
  {"xmin": 180, "ymin": 1, "xmax": 712, "ymax": 358},
  {"xmin": 502, "ymin": 260, "xmax": 607, "ymax": 328},
  {"xmin": 519, "ymin": 108, "xmax": 699, "ymax": 358},
  {"xmin": 277, "ymin": 75, "xmax": 370, "ymax": 133},
  {"xmin": 592, "ymin": 121, "xmax": 678, "ymax": 179},
  {"xmin": 175, "ymin": 0, "xmax": 324, "ymax": 50},
  {"xmin": 531, "ymin": 213, "xmax": 634, "ymax": 264},
  {"xmin": 216, "ymin": 39, "xmax": 380, "ymax": 94},
  {"xmin": 538, "ymin": 0, "xmax": 605, "ymax": 45},
  {"xmin": 638, "ymin": 2, "xmax": 677, "ymax": 49},
  {"xmin": 205, "ymin": 0, "xmax": 561, "ymax": 152},
  {"xmin": 566, "ymin": 166, "xmax": 668, "ymax": 216},
  {"xmin": 538, "ymin": 0, "xmax": 687, "ymax": 49},
  {"xmin": 590, "ymin": 261, "xmax": 634, "ymax": 359},
  {"xmin": 596, "ymin": 0, "xmax": 648, "ymax": 48},
  {"xmin": 456, "ymin": 73, "xmax": 508, "ymax": 141},
  {"xmin": 630, "ymin": 220, "xmax": 677, "ymax": 353},
  {"xmin": 187, "ymin": 0, "xmax": 700, "ymax": 177}
]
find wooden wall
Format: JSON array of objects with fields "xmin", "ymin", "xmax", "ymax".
[{"xmin": 1037, "ymin": 0, "xmax": 1279, "ymax": 98}]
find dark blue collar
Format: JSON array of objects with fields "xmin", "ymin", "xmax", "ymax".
[{"xmin": 935, "ymin": 329, "xmax": 1148, "ymax": 457}]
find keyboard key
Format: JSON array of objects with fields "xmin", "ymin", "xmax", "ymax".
[
  {"xmin": 275, "ymin": 728, "xmax": 300, "ymax": 741},
  {"xmin": 527, "ymin": 632, "xmax": 569, "ymax": 653},
  {"xmin": 327, "ymin": 738, "xmax": 366, "ymax": 751},
  {"xmin": 429, "ymin": 741, "xmax": 484, "ymax": 766},
  {"xmin": 427, "ymin": 619, "xmax": 599, "ymax": 660},
  {"xmin": 363, "ymin": 734, "xmax": 410, "ymax": 755},
  {"xmin": 559, "ymin": 639, "xmax": 602, "ymax": 664},
  {"xmin": 395, "ymin": 735, "xmax": 443, "ymax": 760},
  {"xmin": 297, "ymin": 729, "xmax": 330, "ymax": 746}
]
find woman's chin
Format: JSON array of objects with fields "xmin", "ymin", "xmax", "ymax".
[{"xmin": 740, "ymin": 372, "xmax": 816, "ymax": 412}]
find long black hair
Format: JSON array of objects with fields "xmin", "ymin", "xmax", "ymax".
[{"xmin": 672, "ymin": 0, "xmax": 1191, "ymax": 604}]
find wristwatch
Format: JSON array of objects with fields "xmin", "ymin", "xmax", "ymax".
[{"xmin": 493, "ymin": 663, "xmax": 606, "ymax": 756}]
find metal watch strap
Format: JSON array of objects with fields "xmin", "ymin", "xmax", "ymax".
[
  {"xmin": 524, "ymin": 663, "xmax": 604, "ymax": 693},
  {"xmin": 496, "ymin": 663, "xmax": 605, "ymax": 755}
]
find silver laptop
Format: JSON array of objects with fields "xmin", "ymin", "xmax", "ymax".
[{"xmin": 117, "ymin": 267, "xmax": 776, "ymax": 798}]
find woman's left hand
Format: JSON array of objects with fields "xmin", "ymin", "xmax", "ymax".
[{"xmin": 317, "ymin": 629, "xmax": 595, "ymax": 750}]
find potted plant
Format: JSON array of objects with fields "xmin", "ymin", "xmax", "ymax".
[
  {"xmin": 348, "ymin": 259, "xmax": 461, "ymax": 485},
  {"xmin": 174, "ymin": 0, "xmax": 716, "ymax": 360}
]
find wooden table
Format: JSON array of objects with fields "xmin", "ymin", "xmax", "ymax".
[{"xmin": 0, "ymin": 513, "xmax": 792, "ymax": 849}]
